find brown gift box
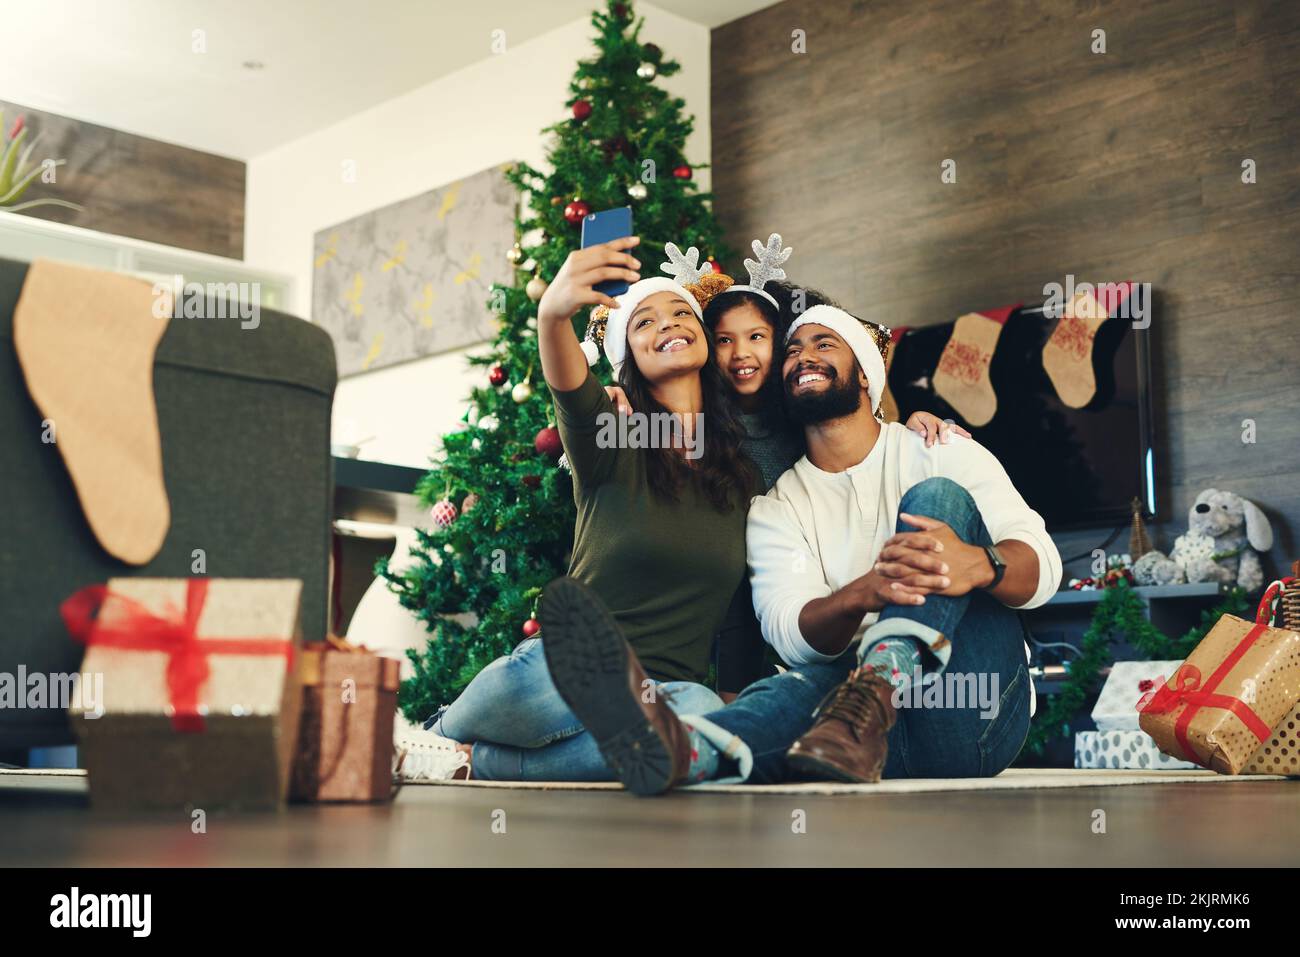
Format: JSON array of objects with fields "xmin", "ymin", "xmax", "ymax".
[
  {"xmin": 1242, "ymin": 701, "xmax": 1300, "ymax": 776},
  {"xmin": 290, "ymin": 640, "xmax": 400, "ymax": 803},
  {"xmin": 1138, "ymin": 614, "xmax": 1300, "ymax": 774},
  {"xmin": 67, "ymin": 578, "xmax": 303, "ymax": 812}
]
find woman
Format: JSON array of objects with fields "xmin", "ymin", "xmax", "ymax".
[{"xmin": 424, "ymin": 235, "xmax": 758, "ymax": 780}]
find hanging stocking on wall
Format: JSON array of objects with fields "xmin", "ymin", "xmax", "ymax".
[
  {"xmin": 1042, "ymin": 281, "xmax": 1133, "ymax": 408},
  {"xmin": 932, "ymin": 305, "xmax": 1017, "ymax": 427}
]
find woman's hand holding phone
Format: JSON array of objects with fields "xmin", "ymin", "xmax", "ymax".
[
  {"xmin": 537, "ymin": 237, "xmax": 642, "ymax": 326},
  {"xmin": 537, "ymin": 237, "xmax": 642, "ymax": 392}
]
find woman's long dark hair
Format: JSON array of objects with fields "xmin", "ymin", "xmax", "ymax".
[{"xmin": 617, "ymin": 312, "xmax": 761, "ymax": 512}]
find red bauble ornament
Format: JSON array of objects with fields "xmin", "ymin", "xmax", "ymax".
[
  {"xmin": 488, "ymin": 365, "xmax": 507, "ymax": 387},
  {"xmin": 534, "ymin": 425, "xmax": 563, "ymax": 460},
  {"xmin": 571, "ymin": 99, "xmax": 592, "ymax": 122},
  {"xmin": 564, "ymin": 200, "xmax": 590, "ymax": 224},
  {"xmin": 604, "ymin": 135, "xmax": 634, "ymax": 159},
  {"xmin": 612, "ymin": 3, "xmax": 628, "ymax": 20},
  {"xmin": 521, "ymin": 474, "xmax": 541, "ymax": 489},
  {"xmin": 672, "ymin": 164, "xmax": 692, "ymax": 180},
  {"xmin": 708, "ymin": 258, "xmax": 723, "ymax": 274},
  {"xmin": 431, "ymin": 499, "xmax": 458, "ymax": 528},
  {"xmin": 643, "ymin": 43, "xmax": 662, "ymax": 62},
  {"xmin": 522, "ymin": 617, "xmax": 541, "ymax": 638}
]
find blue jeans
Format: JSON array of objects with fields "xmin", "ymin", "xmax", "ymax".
[
  {"xmin": 685, "ymin": 477, "xmax": 1032, "ymax": 783},
  {"xmin": 428, "ymin": 637, "xmax": 724, "ymax": 781}
]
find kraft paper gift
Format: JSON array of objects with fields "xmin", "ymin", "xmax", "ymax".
[
  {"xmin": 1138, "ymin": 614, "xmax": 1300, "ymax": 774},
  {"xmin": 63, "ymin": 577, "xmax": 302, "ymax": 811},
  {"xmin": 290, "ymin": 638, "xmax": 400, "ymax": 803}
]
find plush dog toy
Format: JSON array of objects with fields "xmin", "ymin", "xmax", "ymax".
[{"xmin": 1132, "ymin": 489, "xmax": 1273, "ymax": 591}]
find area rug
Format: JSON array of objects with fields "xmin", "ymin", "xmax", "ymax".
[{"xmin": 404, "ymin": 767, "xmax": 1292, "ymax": 796}]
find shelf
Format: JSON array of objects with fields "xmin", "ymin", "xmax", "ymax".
[{"xmin": 1042, "ymin": 583, "xmax": 1222, "ymax": 606}]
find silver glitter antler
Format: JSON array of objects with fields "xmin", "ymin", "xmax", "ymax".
[
  {"xmin": 743, "ymin": 233, "xmax": 792, "ymax": 290},
  {"xmin": 660, "ymin": 242, "xmax": 711, "ymax": 286}
]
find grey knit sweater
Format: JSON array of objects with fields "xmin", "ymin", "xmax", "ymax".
[{"xmin": 739, "ymin": 412, "xmax": 805, "ymax": 492}]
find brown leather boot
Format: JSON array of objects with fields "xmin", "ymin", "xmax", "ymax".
[
  {"xmin": 540, "ymin": 577, "xmax": 692, "ymax": 796},
  {"xmin": 785, "ymin": 666, "xmax": 898, "ymax": 783}
]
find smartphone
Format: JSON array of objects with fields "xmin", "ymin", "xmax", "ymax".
[{"xmin": 579, "ymin": 206, "xmax": 634, "ymax": 297}]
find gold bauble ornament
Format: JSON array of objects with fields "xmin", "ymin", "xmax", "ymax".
[
  {"xmin": 512, "ymin": 381, "xmax": 533, "ymax": 403},
  {"xmin": 506, "ymin": 243, "xmax": 523, "ymax": 265},
  {"xmin": 526, "ymin": 274, "xmax": 548, "ymax": 301},
  {"xmin": 627, "ymin": 181, "xmax": 648, "ymax": 201}
]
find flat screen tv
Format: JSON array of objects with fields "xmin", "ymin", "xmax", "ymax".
[{"xmin": 887, "ymin": 294, "xmax": 1156, "ymax": 530}]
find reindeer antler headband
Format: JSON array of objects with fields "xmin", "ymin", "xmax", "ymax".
[{"xmin": 713, "ymin": 232, "xmax": 792, "ymax": 310}]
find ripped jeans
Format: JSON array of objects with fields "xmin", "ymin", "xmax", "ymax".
[
  {"xmin": 684, "ymin": 476, "xmax": 1033, "ymax": 783},
  {"xmin": 426, "ymin": 637, "xmax": 724, "ymax": 781}
]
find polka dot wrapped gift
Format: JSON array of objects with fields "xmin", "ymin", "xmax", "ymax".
[{"xmin": 1137, "ymin": 614, "xmax": 1300, "ymax": 774}]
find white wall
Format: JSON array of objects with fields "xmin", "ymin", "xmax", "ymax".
[{"xmin": 245, "ymin": 3, "xmax": 711, "ymax": 469}]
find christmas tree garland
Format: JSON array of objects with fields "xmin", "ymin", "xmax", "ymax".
[{"xmin": 1024, "ymin": 581, "xmax": 1248, "ymax": 755}]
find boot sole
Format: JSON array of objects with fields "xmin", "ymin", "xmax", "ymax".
[
  {"xmin": 540, "ymin": 578, "xmax": 675, "ymax": 797},
  {"xmin": 785, "ymin": 749, "xmax": 884, "ymax": 785}
]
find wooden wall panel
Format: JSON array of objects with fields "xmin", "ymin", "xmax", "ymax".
[
  {"xmin": 712, "ymin": 0, "xmax": 1300, "ymax": 575},
  {"xmin": 0, "ymin": 100, "xmax": 244, "ymax": 260}
]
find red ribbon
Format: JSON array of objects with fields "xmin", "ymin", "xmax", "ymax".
[
  {"xmin": 61, "ymin": 579, "xmax": 295, "ymax": 733},
  {"xmin": 1137, "ymin": 623, "xmax": 1274, "ymax": 767}
]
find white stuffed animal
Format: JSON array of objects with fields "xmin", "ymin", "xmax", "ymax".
[{"xmin": 1135, "ymin": 489, "xmax": 1273, "ymax": 591}]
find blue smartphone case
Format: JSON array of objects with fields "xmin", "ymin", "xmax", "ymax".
[{"xmin": 580, "ymin": 206, "xmax": 634, "ymax": 297}]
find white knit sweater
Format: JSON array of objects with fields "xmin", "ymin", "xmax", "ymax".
[{"xmin": 747, "ymin": 422, "xmax": 1062, "ymax": 667}]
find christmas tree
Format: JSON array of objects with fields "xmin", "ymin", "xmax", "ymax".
[{"xmin": 380, "ymin": 0, "xmax": 730, "ymax": 722}]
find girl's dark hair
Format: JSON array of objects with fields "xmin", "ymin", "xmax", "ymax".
[{"xmin": 617, "ymin": 312, "xmax": 761, "ymax": 512}]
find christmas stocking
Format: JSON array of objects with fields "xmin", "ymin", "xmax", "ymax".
[
  {"xmin": 14, "ymin": 259, "xmax": 173, "ymax": 564},
  {"xmin": 1042, "ymin": 282, "xmax": 1132, "ymax": 408},
  {"xmin": 932, "ymin": 306, "xmax": 1016, "ymax": 427}
]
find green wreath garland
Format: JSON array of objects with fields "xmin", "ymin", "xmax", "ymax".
[{"xmin": 1024, "ymin": 580, "xmax": 1249, "ymax": 755}]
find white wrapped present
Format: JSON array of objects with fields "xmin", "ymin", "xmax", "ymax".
[
  {"xmin": 1091, "ymin": 660, "xmax": 1184, "ymax": 732},
  {"xmin": 1074, "ymin": 729, "xmax": 1199, "ymax": 770}
]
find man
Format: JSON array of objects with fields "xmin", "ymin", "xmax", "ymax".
[{"xmin": 541, "ymin": 303, "xmax": 1062, "ymax": 794}]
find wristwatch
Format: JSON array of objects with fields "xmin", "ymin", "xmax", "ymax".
[{"xmin": 982, "ymin": 544, "xmax": 1007, "ymax": 589}]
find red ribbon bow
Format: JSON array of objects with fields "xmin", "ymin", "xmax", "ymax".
[
  {"xmin": 1136, "ymin": 624, "xmax": 1274, "ymax": 767},
  {"xmin": 61, "ymin": 579, "xmax": 295, "ymax": 733}
]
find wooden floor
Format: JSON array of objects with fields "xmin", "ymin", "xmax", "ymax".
[{"xmin": 1, "ymin": 775, "xmax": 1298, "ymax": 866}]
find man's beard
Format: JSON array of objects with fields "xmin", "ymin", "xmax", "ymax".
[{"xmin": 784, "ymin": 364, "xmax": 863, "ymax": 425}]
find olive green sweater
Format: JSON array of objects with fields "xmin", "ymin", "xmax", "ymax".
[{"xmin": 552, "ymin": 370, "xmax": 748, "ymax": 685}]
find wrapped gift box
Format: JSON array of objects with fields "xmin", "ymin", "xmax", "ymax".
[
  {"xmin": 1138, "ymin": 614, "xmax": 1300, "ymax": 774},
  {"xmin": 1074, "ymin": 729, "xmax": 1199, "ymax": 770},
  {"xmin": 65, "ymin": 578, "xmax": 302, "ymax": 811},
  {"xmin": 290, "ymin": 640, "xmax": 399, "ymax": 802},
  {"xmin": 1242, "ymin": 701, "xmax": 1300, "ymax": 776},
  {"xmin": 1091, "ymin": 660, "xmax": 1185, "ymax": 732}
]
